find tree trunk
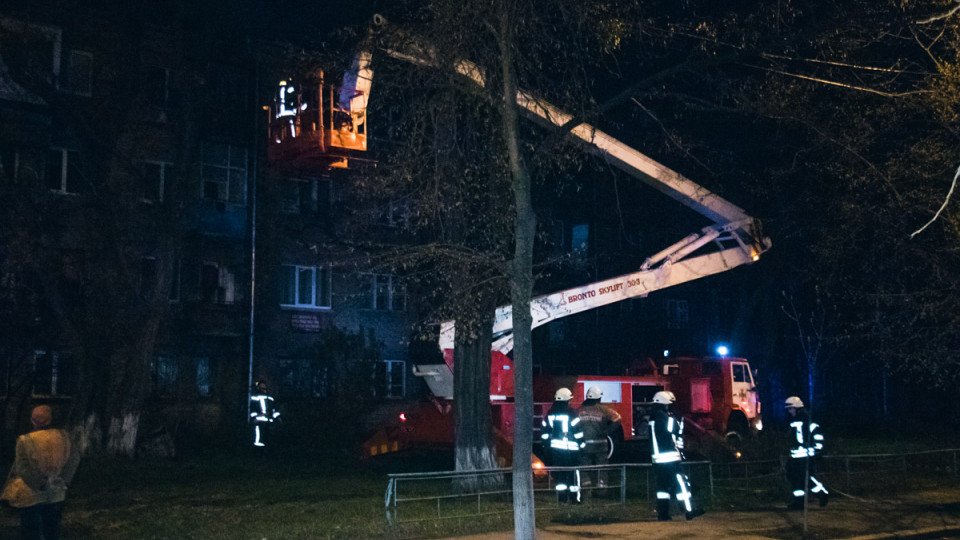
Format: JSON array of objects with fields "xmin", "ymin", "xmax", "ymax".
[
  {"xmin": 453, "ymin": 307, "xmax": 500, "ymax": 492},
  {"xmin": 496, "ymin": 4, "xmax": 537, "ymax": 538}
]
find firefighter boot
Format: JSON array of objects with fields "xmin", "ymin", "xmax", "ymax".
[
  {"xmin": 819, "ymin": 492, "xmax": 829, "ymax": 507},
  {"xmin": 787, "ymin": 497, "xmax": 804, "ymax": 511},
  {"xmin": 686, "ymin": 508, "xmax": 705, "ymax": 520},
  {"xmin": 657, "ymin": 500, "xmax": 671, "ymax": 521}
]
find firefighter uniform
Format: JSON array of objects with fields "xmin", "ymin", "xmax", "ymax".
[
  {"xmin": 250, "ymin": 381, "xmax": 281, "ymax": 447},
  {"xmin": 541, "ymin": 388, "xmax": 585, "ymax": 503},
  {"xmin": 649, "ymin": 391, "xmax": 702, "ymax": 521},
  {"xmin": 784, "ymin": 396, "xmax": 828, "ymax": 509},
  {"xmin": 579, "ymin": 386, "xmax": 622, "ymax": 491}
]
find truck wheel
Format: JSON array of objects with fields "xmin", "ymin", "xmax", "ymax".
[{"xmin": 724, "ymin": 413, "xmax": 749, "ymax": 455}]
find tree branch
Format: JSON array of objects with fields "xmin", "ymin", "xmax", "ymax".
[
  {"xmin": 916, "ymin": 1, "xmax": 960, "ymax": 25},
  {"xmin": 910, "ymin": 163, "xmax": 959, "ymax": 238}
]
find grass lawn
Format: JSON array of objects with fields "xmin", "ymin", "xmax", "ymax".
[
  {"xmin": 1, "ymin": 429, "xmax": 957, "ymax": 539},
  {"xmin": 1, "ymin": 450, "xmax": 399, "ymax": 540}
]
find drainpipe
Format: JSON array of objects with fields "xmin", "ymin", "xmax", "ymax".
[{"xmin": 246, "ymin": 44, "xmax": 260, "ymax": 429}]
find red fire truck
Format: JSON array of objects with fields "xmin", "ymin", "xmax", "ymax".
[{"xmin": 364, "ymin": 345, "xmax": 762, "ymax": 462}]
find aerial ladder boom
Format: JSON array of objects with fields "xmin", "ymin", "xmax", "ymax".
[{"xmin": 362, "ymin": 16, "xmax": 770, "ymax": 369}]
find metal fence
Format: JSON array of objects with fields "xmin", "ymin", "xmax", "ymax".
[{"xmin": 384, "ymin": 448, "xmax": 960, "ymax": 525}]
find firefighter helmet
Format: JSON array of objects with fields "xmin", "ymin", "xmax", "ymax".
[
  {"xmin": 586, "ymin": 386, "xmax": 603, "ymax": 400},
  {"xmin": 652, "ymin": 391, "xmax": 676, "ymax": 405},
  {"xmin": 784, "ymin": 396, "xmax": 804, "ymax": 409},
  {"xmin": 555, "ymin": 387, "xmax": 573, "ymax": 401}
]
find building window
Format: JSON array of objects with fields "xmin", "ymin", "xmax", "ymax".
[
  {"xmin": 375, "ymin": 360, "xmax": 405, "ymax": 398},
  {"xmin": 153, "ymin": 356, "xmax": 178, "ymax": 397},
  {"xmin": 280, "ymin": 264, "xmax": 331, "ymax": 309},
  {"xmin": 571, "ymin": 223, "xmax": 589, "ymax": 259},
  {"xmin": 0, "ymin": 20, "xmax": 61, "ymax": 83},
  {"xmin": 201, "ymin": 143, "xmax": 246, "ymax": 204},
  {"xmin": 46, "ymin": 149, "xmax": 85, "ymax": 194},
  {"xmin": 0, "ymin": 145, "xmax": 42, "ymax": 183},
  {"xmin": 200, "ymin": 262, "xmax": 236, "ymax": 305},
  {"xmin": 32, "ymin": 351, "xmax": 75, "ymax": 397},
  {"xmin": 281, "ymin": 178, "xmax": 331, "ymax": 215},
  {"xmin": 60, "ymin": 50, "xmax": 92, "ymax": 96},
  {"xmin": 195, "ymin": 357, "xmax": 212, "ymax": 397},
  {"xmin": 280, "ymin": 359, "xmax": 328, "ymax": 398},
  {"xmin": 142, "ymin": 160, "xmax": 172, "ymax": 202},
  {"xmin": 362, "ymin": 274, "xmax": 405, "ymax": 311},
  {"xmin": 665, "ymin": 299, "xmax": 689, "ymax": 330}
]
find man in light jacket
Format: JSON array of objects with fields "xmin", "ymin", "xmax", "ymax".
[{"xmin": 2, "ymin": 405, "xmax": 81, "ymax": 540}]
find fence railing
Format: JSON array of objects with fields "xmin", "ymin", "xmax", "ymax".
[{"xmin": 384, "ymin": 448, "xmax": 960, "ymax": 525}]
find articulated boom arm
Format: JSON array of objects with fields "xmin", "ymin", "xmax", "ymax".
[
  {"xmin": 438, "ymin": 219, "xmax": 763, "ymax": 353},
  {"xmin": 366, "ymin": 16, "xmax": 771, "ymax": 356}
]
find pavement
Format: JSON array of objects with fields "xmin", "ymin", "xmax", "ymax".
[{"xmin": 439, "ymin": 489, "xmax": 960, "ymax": 540}]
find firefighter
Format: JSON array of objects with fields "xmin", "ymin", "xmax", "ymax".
[
  {"xmin": 275, "ymin": 79, "xmax": 300, "ymax": 139},
  {"xmin": 649, "ymin": 390, "xmax": 703, "ymax": 521},
  {"xmin": 540, "ymin": 387, "xmax": 585, "ymax": 503},
  {"xmin": 249, "ymin": 380, "xmax": 281, "ymax": 448},
  {"xmin": 579, "ymin": 385, "xmax": 623, "ymax": 492},
  {"xmin": 784, "ymin": 396, "xmax": 828, "ymax": 510}
]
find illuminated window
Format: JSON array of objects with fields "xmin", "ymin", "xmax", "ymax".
[
  {"xmin": 60, "ymin": 50, "xmax": 92, "ymax": 96},
  {"xmin": 46, "ymin": 149, "xmax": 85, "ymax": 194},
  {"xmin": 375, "ymin": 360, "xmax": 405, "ymax": 398},
  {"xmin": 280, "ymin": 264, "xmax": 331, "ymax": 309},
  {"xmin": 362, "ymin": 274, "xmax": 405, "ymax": 311},
  {"xmin": 32, "ymin": 351, "xmax": 75, "ymax": 397},
  {"xmin": 142, "ymin": 160, "xmax": 172, "ymax": 202},
  {"xmin": 201, "ymin": 143, "xmax": 246, "ymax": 204}
]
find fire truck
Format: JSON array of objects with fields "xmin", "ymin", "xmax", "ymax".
[
  {"xmin": 366, "ymin": 341, "xmax": 762, "ymax": 462},
  {"xmin": 264, "ymin": 16, "xmax": 769, "ymax": 461}
]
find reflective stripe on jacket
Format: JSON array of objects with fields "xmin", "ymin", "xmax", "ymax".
[
  {"xmin": 541, "ymin": 405, "xmax": 585, "ymax": 452},
  {"xmin": 789, "ymin": 419, "xmax": 824, "ymax": 459},
  {"xmin": 650, "ymin": 409, "xmax": 683, "ymax": 464}
]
